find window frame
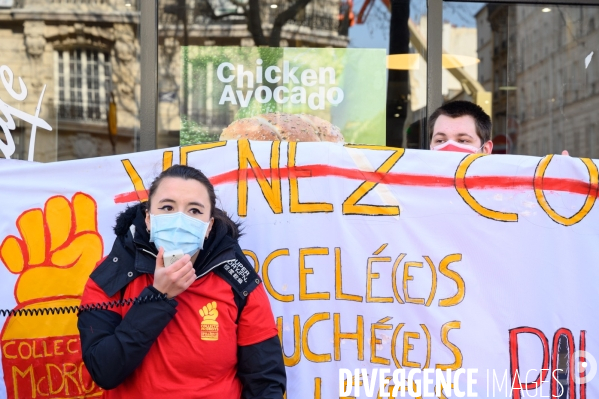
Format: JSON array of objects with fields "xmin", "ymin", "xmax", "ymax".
[
  {"xmin": 54, "ymin": 49, "xmax": 111, "ymax": 123},
  {"xmin": 137, "ymin": 0, "xmax": 599, "ymax": 151}
]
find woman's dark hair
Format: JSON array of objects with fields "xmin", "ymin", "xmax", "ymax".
[{"xmin": 146, "ymin": 164, "xmax": 241, "ymax": 238}]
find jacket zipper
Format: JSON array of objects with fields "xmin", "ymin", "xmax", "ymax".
[{"xmin": 141, "ymin": 248, "xmax": 157, "ymax": 258}]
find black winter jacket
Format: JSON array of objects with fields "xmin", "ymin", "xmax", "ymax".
[{"xmin": 77, "ymin": 204, "xmax": 286, "ymax": 398}]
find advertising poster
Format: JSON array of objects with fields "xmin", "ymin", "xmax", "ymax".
[{"xmin": 180, "ymin": 47, "xmax": 387, "ymax": 146}]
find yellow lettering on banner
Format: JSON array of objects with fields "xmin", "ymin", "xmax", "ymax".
[
  {"xmin": 335, "ymin": 247, "xmax": 363, "ymax": 302},
  {"xmin": 391, "ymin": 323, "xmax": 405, "ymax": 369},
  {"xmin": 437, "ymin": 321, "xmax": 463, "ymax": 370},
  {"xmin": 36, "ymin": 375, "xmax": 48, "ymax": 397},
  {"xmin": 122, "ymin": 159, "xmax": 148, "ymax": 202},
  {"xmin": 455, "ymin": 153, "xmax": 518, "ymax": 222},
  {"xmin": 67, "ymin": 338, "xmax": 79, "ymax": 354},
  {"xmin": 288, "ymin": 142, "xmax": 333, "ymax": 213},
  {"xmin": 299, "ymin": 247, "xmax": 331, "ymax": 301},
  {"xmin": 122, "ymin": 152, "xmax": 176, "ymax": 202},
  {"xmin": 46, "ymin": 363, "xmax": 65, "ymax": 395},
  {"xmin": 38, "ymin": 341, "xmax": 47, "ymax": 358},
  {"xmin": 314, "ymin": 377, "xmax": 322, "ymax": 399},
  {"xmin": 402, "ymin": 331, "xmax": 421, "ymax": 368},
  {"xmin": 53, "ymin": 339, "xmax": 64, "ymax": 356},
  {"xmin": 277, "ymin": 315, "xmax": 301, "ymax": 367},
  {"xmin": 180, "ymin": 141, "xmax": 226, "ymax": 166},
  {"xmin": 403, "ymin": 262, "xmax": 425, "ymax": 305},
  {"xmin": 376, "ymin": 377, "xmax": 393, "ymax": 399},
  {"xmin": 367, "ymin": 245, "xmax": 393, "ymax": 303},
  {"xmin": 371, "ymin": 316, "xmax": 392, "ymax": 365},
  {"xmin": 421, "ymin": 324, "xmax": 431, "ymax": 369},
  {"xmin": 12, "ymin": 364, "xmax": 35, "ymax": 399},
  {"xmin": 342, "ymin": 374, "xmax": 364, "ymax": 399},
  {"xmin": 237, "ymin": 140, "xmax": 282, "ymax": 217},
  {"xmin": 263, "ymin": 249, "xmax": 293, "ymax": 302},
  {"xmin": 18, "ymin": 342, "xmax": 31, "ymax": 359},
  {"xmin": 333, "ymin": 313, "xmax": 364, "ymax": 361},
  {"xmin": 438, "ymin": 254, "xmax": 465, "ymax": 307},
  {"xmin": 342, "ymin": 144, "xmax": 404, "ymax": 216},
  {"xmin": 391, "ymin": 254, "xmax": 406, "ymax": 304},
  {"xmin": 3, "ymin": 341, "xmax": 17, "ymax": 359},
  {"xmin": 63, "ymin": 362, "xmax": 81, "ymax": 395},
  {"xmin": 423, "ymin": 256, "xmax": 438, "ymax": 307},
  {"xmin": 534, "ymin": 155, "xmax": 599, "ymax": 226},
  {"xmin": 163, "ymin": 151, "xmax": 173, "ymax": 170},
  {"xmin": 79, "ymin": 362, "xmax": 96, "ymax": 394},
  {"xmin": 242, "ymin": 249, "xmax": 260, "ymax": 273},
  {"xmin": 302, "ymin": 312, "xmax": 331, "ymax": 362}
]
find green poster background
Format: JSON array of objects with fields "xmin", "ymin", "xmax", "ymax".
[{"xmin": 180, "ymin": 46, "xmax": 386, "ymax": 145}]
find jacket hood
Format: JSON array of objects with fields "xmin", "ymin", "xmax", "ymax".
[
  {"xmin": 114, "ymin": 204, "xmax": 144, "ymax": 237},
  {"xmin": 114, "ymin": 203, "xmax": 237, "ymax": 275}
]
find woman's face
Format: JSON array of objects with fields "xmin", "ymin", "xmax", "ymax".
[{"xmin": 145, "ymin": 177, "xmax": 214, "ymax": 236}]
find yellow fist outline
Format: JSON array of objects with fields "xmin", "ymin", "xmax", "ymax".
[
  {"xmin": 199, "ymin": 301, "xmax": 218, "ymax": 321},
  {"xmin": 0, "ymin": 192, "xmax": 104, "ymax": 339}
]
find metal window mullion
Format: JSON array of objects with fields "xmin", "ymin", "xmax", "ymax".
[
  {"xmin": 82, "ymin": 51, "xmax": 88, "ymax": 120},
  {"xmin": 140, "ymin": 0, "xmax": 158, "ymax": 151},
  {"xmin": 64, "ymin": 51, "xmax": 70, "ymax": 104},
  {"xmin": 99, "ymin": 52, "xmax": 106, "ymax": 118},
  {"xmin": 53, "ymin": 50, "xmax": 60, "ymax": 112},
  {"xmin": 426, "ymin": 0, "xmax": 443, "ymax": 150}
]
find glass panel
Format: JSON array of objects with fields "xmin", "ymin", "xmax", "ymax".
[
  {"xmin": 157, "ymin": 0, "xmax": 427, "ymax": 148},
  {"xmin": 0, "ymin": 0, "xmax": 140, "ymax": 162},
  {"xmin": 441, "ymin": 2, "xmax": 599, "ymax": 157}
]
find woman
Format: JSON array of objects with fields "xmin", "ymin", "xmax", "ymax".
[{"xmin": 78, "ymin": 165, "xmax": 286, "ymax": 398}]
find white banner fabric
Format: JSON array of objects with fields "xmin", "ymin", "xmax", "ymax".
[{"xmin": 0, "ymin": 140, "xmax": 597, "ymax": 399}]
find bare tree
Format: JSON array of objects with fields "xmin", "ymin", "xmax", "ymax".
[{"xmin": 205, "ymin": 0, "xmax": 316, "ymax": 47}]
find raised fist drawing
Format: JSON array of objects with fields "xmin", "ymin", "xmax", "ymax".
[
  {"xmin": 199, "ymin": 301, "xmax": 218, "ymax": 321},
  {"xmin": 0, "ymin": 192, "xmax": 104, "ymax": 398}
]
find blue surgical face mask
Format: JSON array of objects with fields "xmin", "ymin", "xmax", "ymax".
[{"xmin": 149, "ymin": 212, "xmax": 210, "ymax": 256}]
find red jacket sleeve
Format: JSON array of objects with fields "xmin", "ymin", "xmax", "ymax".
[{"xmin": 237, "ymin": 283, "xmax": 278, "ymax": 346}]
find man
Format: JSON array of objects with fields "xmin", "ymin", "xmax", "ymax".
[{"xmin": 428, "ymin": 101, "xmax": 493, "ymax": 154}]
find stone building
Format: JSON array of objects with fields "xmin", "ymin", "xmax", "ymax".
[
  {"xmin": 0, "ymin": 0, "xmax": 140, "ymax": 162},
  {"xmin": 515, "ymin": 5, "xmax": 599, "ymax": 158},
  {"xmin": 0, "ymin": 0, "xmax": 349, "ymax": 162},
  {"xmin": 477, "ymin": 3, "xmax": 599, "ymax": 157}
]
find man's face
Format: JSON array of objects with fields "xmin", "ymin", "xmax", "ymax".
[{"xmin": 430, "ymin": 114, "xmax": 493, "ymax": 154}]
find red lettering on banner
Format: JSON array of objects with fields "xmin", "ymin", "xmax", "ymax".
[
  {"xmin": 509, "ymin": 327, "xmax": 587, "ymax": 399},
  {"xmin": 509, "ymin": 327, "xmax": 550, "ymax": 399}
]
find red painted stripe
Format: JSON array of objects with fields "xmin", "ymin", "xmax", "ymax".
[{"xmin": 114, "ymin": 165, "xmax": 598, "ymax": 204}]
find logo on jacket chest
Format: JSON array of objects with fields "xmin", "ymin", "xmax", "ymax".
[{"xmin": 199, "ymin": 301, "xmax": 219, "ymax": 341}]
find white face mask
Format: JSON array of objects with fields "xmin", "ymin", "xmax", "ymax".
[
  {"xmin": 432, "ymin": 139, "xmax": 483, "ymax": 154},
  {"xmin": 149, "ymin": 212, "xmax": 210, "ymax": 256}
]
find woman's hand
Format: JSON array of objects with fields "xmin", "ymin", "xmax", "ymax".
[{"xmin": 153, "ymin": 247, "xmax": 195, "ymax": 298}]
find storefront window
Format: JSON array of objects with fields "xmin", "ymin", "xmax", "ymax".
[
  {"xmin": 4, "ymin": 1, "xmax": 599, "ymax": 158},
  {"xmin": 442, "ymin": 2, "xmax": 599, "ymax": 157},
  {"xmin": 157, "ymin": 0, "xmax": 427, "ymax": 148},
  {"xmin": 0, "ymin": 0, "xmax": 141, "ymax": 162}
]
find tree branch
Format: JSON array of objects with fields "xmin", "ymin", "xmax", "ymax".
[
  {"xmin": 247, "ymin": 0, "xmax": 268, "ymax": 46},
  {"xmin": 269, "ymin": 0, "xmax": 313, "ymax": 47}
]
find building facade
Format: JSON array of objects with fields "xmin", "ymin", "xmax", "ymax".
[{"xmin": 0, "ymin": 0, "xmax": 348, "ymax": 161}]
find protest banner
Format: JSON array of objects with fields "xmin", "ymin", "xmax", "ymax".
[{"xmin": 0, "ymin": 141, "xmax": 597, "ymax": 398}]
